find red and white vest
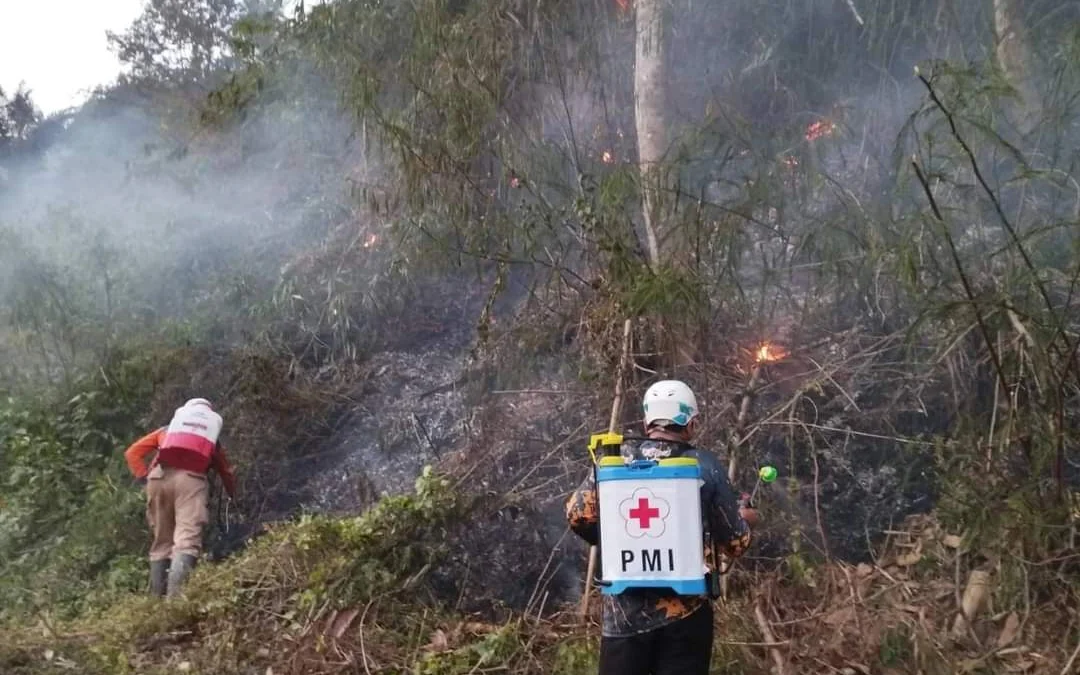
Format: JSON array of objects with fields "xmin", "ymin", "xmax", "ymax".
[{"xmin": 158, "ymin": 402, "xmax": 223, "ymax": 473}]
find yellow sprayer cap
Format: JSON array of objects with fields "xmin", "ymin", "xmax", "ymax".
[{"xmin": 588, "ymin": 432, "xmax": 624, "ymax": 451}]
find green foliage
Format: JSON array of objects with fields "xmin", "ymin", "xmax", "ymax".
[
  {"xmin": 621, "ymin": 264, "xmax": 707, "ymax": 320},
  {"xmin": 107, "ymin": 0, "xmax": 248, "ymax": 86},
  {"xmin": 0, "ymin": 346, "xmax": 194, "ymax": 620},
  {"xmin": 0, "ymin": 84, "xmax": 41, "ymax": 147},
  {"xmin": 290, "ymin": 465, "xmax": 462, "ymax": 609},
  {"xmin": 549, "ymin": 637, "xmax": 600, "ymax": 675},
  {"xmin": 1, "ymin": 467, "xmax": 472, "ymax": 674},
  {"xmin": 415, "ymin": 624, "xmax": 524, "ymax": 675},
  {"xmin": 879, "ymin": 625, "xmax": 914, "ymax": 667},
  {"xmin": 140, "ymin": 464, "xmax": 467, "ymax": 633}
]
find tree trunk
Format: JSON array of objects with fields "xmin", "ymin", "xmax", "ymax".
[
  {"xmin": 634, "ymin": 0, "xmax": 698, "ymax": 367},
  {"xmin": 635, "ymin": 0, "xmax": 667, "ymax": 269},
  {"xmin": 993, "ymin": 0, "xmax": 1040, "ymax": 133}
]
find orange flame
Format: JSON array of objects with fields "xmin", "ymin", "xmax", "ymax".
[
  {"xmin": 601, "ymin": 150, "xmax": 614, "ymax": 164},
  {"xmin": 805, "ymin": 120, "xmax": 835, "ymax": 142},
  {"xmin": 756, "ymin": 342, "xmax": 785, "ymax": 363}
]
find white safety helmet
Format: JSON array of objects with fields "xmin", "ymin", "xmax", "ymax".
[
  {"xmin": 184, "ymin": 398, "xmax": 213, "ymax": 409},
  {"xmin": 642, "ymin": 380, "xmax": 698, "ymax": 428}
]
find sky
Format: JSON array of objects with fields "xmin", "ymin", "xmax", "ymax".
[{"xmin": 0, "ymin": 0, "xmax": 145, "ymax": 115}]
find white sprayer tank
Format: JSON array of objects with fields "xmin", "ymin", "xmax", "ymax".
[{"xmin": 596, "ymin": 456, "xmax": 707, "ymax": 595}]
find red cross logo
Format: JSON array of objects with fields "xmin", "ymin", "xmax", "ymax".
[
  {"xmin": 628, "ymin": 497, "xmax": 660, "ymax": 529},
  {"xmin": 618, "ymin": 488, "xmax": 671, "ymax": 538}
]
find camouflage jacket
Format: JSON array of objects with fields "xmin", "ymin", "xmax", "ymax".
[{"xmin": 565, "ymin": 437, "xmax": 751, "ymax": 638}]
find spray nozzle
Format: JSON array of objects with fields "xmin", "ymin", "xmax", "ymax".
[{"xmin": 747, "ymin": 465, "xmax": 778, "ymax": 506}]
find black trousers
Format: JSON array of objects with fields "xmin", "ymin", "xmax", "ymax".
[{"xmin": 598, "ymin": 602, "xmax": 713, "ymax": 675}]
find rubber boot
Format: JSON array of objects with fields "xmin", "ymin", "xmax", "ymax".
[
  {"xmin": 149, "ymin": 559, "xmax": 170, "ymax": 598},
  {"xmin": 167, "ymin": 553, "xmax": 198, "ymax": 598}
]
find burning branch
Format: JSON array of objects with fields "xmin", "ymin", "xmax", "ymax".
[{"xmin": 728, "ymin": 341, "xmax": 785, "ymax": 483}]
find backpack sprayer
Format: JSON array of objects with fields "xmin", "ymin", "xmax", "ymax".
[
  {"xmin": 582, "ymin": 429, "xmax": 779, "ymax": 605},
  {"xmin": 588, "ymin": 434, "xmax": 780, "ymax": 598},
  {"xmin": 588, "ymin": 431, "xmax": 711, "ymax": 596}
]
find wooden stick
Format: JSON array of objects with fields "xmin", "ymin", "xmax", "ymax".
[
  {"xmin": 579, "ymin": 318, "xmax": 633, "ymax": 620},
  {"xmin": 753, "ymin": 602, "xmax": 787, "ymax": 675},
  {"xmin": 728, "ymin": 362, "xmax": 763, "ymax": 483},
  {"xmin": 1061, "ymin": 637, "xmax": 1080, "ymax": 675},
  {"xmin": 721, "ymin": 361, "xmax": 763, "ymax": 597}
]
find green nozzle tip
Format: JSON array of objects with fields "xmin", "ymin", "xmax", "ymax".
[{"xmin": 759, "ymin": 466, "xmax": 778, "ymax": 482}]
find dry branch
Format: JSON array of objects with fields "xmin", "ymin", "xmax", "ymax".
[
  {"xmin": 1061, "ymin": 638, "xmax": 1080, "ymax": 675},
  {"xmin": 754, "ymin": 601, "xmax": 787, "ymax": 674}
]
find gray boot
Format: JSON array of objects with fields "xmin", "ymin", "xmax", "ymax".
[
  {"xmin": 149, "ymin": 559, "xmax": 170, "ymax": 598},
  {"xmin": 166, "ymin": 553, "xmax": 198, "ymax": 598}
]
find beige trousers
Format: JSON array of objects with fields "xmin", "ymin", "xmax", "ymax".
[{"xmin": 146, "ymin": 464, "xmax": 210, "ymax": 561}]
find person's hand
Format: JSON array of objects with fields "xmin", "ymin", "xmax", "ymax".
[
  {"xmin": 737, "ymin": 493, "xmax": 760, "ymax": 528},
  {"xmin": 739, "ymin": 506, "xmax": 760, "ymax": 529}
]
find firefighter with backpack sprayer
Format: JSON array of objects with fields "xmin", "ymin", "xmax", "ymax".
[
  {"xmin": 124, "ymin": 398, "xmax": 237, "ymax": 597},
  {"xmin": 566, "ymin": 380, "xmax": 759, "ymax": 675}
]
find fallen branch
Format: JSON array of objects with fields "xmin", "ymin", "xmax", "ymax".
[
  {"xmin": 754, "ymin": 601, "xmax": 787, "ymax": 675},
  {"xmin": 757, "ymin": 420, "xmax": 934, "ymax": 445},
  {"xmin": 718, "ymin": 639, "xmax": 791, "ymax": 647},
  {"xmin": 1061, "ymin": 637, "xmax": 1080, "ymax": 675},
  {"xmin": 490, "ymin": 389, "xmax": 581, "ymax": 395}
]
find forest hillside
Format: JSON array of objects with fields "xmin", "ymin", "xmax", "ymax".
[{"xmin": 1, "ymin": 0, "xmax": 1079, "ymax": 673}]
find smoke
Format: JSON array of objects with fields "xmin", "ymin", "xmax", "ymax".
[{"xmin": 0, "ymin": 65, "xmax": 362, "ymax": 364}]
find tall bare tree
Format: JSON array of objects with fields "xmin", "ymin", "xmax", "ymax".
[
  {"xmin": 993, "ymin": 0, "xmax": 1041, "ymax": 132},
  {"xmin": 634, "ymin": 0, "xmax": 667, "ymax": 270},
  {"xmin": 634, "ymin": 0, "xmax": 698, "ymax": 366}
]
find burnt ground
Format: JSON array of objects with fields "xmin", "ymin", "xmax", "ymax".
[{"xmin": 201, "ymin": 288, "xmax": 947, "ymax": 619}]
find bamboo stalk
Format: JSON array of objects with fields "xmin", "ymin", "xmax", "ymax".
[{"xmin": 578, "ymin": 318, "xmax": 633, "ymax": 620}]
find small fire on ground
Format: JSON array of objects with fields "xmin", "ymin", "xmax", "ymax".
[
  {"xmin": 805, "ymin": 120, "xmax": 835, "ymax": 142},
  {"xmin": 756, "ymin": 342, "xmax": 786, "ymax": 363},
  {"xmin": 363, "ymin": 233, "xmax": 378, "ymax": 248}
]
